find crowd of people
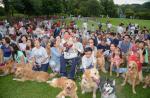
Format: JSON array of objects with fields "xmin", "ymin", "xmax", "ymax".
[{"xmin": 0, "ymin": 16, "xmax": 150, "ymax": 80}]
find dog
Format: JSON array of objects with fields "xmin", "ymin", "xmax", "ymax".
[
  {"xmin": 47, "ymin": 77, "xmax": 78, "ymax": 98},
  {"xmin": 0, "ymin": 49, "xmax": 3, "ymax": 64},
  {"xmin": 81, "ymin": 68, "xmax": 100, "ymax": 98},
  {"xmin": 97, "ymin": 50, "xmax": 107, "ymax": 73},
  {"xmin": 0, "ymin": 59, "xmax": 15, "ymax": 76},
  {"xmin": 99, "ymin": 78, "xmax": 116, "ymax": 98},
  {"xmin": 143, "ymin": 74, "xmax": 150, "ymax": 88},
  {"xmin": 121, "ymin": 61, "xmax": 140, "ymax": 94},
  {"xmin": 13, "ymin": 66, "xmax": 56, "ymax": 82}
]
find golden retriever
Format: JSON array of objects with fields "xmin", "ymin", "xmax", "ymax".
[
  {"xmin": 97, "ymin": 50, "xmax": 107, "ymax": 73},
  {"xmin": 47, "ymin": 77, "xmax": 78, "ymax": 98},
  {"xmin": 143, "ymin": 74, "xmax": 150, "ymax": 88},
  {"xmin": 81, "ymin": 68, "xmax": 100, "ymax": 98},
  {"xmin": 121, "ymin": 61, "xmax": 140, "ymax": 94},
  {"xmin": 0, "ymin": 49, "xmax": 3, "ymax": 64},
  {"xmin": 0, "ymin": 59, "xmax": 15, "ymax": 76},
  {"xmin": 13, "ymin": 66, "xmax": 56, "ymax": 82}
]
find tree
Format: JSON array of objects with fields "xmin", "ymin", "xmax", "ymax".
[
  {"xmin": 100, "ymin": 0, "xmax": 118, "ymax": 17},
  {"xmin": 42, "ymin": 0, "xmax": 63, "ymax": 15},
  {"xmin": 3, "ymin": 0, "xmax": 11, "ymax": 22}
]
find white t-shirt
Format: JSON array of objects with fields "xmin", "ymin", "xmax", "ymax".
[
  {"xmin": 19, "ymin": 43, "xmax": 26, "ymax": 51},
  {"xmin": 107, "ymin": 23, "xmax": 112, "ymax": 28},
  {"xmin": 19, "ymin": 27, "xmax": 27, "ymax": 35},
  {"xmin": 9, "ymin": 27, "xmax": 15, "ymax": 35},
  {"xmin": 83, "ymin": 22, "xmax": 88, "ymax": 29},
  {"xmin": 117, "ymin": 26, "xmax": 124, "ymax": 34},
  {"xmin": 81, "ymin": 55, "xmax": 96, "ymax": 69},
  {"xmin": 31, "ymin": 46, "xmax": 49, "ymax": 64}
]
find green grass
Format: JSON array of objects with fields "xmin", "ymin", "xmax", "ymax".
[
  {"xmin": 99, "ymin": 18, "xmax": 150, "ymax": 29},
  {"xmin": 0, "ymin": 71, "xmax": 150, "ymax": 98}
]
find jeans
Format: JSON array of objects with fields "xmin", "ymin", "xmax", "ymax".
[
  {"xmin": 60, "ymin": 55, "xmax": 78, "ymax": 79},
  {"xmin": 33, "ymin": 62, "xmax": 49, "ymax": 72}
]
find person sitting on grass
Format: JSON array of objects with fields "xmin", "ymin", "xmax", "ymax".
[
  {"xmin": 0, "ymin": 37, "xmax": 12, "ymax": 63},
  {"xmin": 80, "ymin": 47, "xmax": 97, "ymax": 72}
]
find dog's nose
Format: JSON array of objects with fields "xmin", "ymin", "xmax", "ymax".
[{"xmin": 67, "ymin": 87, "xmax": 71, "ymax": 89}]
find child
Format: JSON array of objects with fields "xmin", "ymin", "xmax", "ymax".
[
  {"xmin": 81, "ymin": 47, "xmax": 97, "ymax": 72},
  {"xmin": 110, "ymin": 47, "xmax": 123, "ymax": 77}
]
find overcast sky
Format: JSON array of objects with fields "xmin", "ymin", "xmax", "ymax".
[{"xmin": 114, "ymin": 0, "xmax": 150, "ymax": 5}]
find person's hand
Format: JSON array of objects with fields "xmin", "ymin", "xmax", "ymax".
[{"xmin": 138, "ymin": 49, "xmax": 143, "ymax": 55}]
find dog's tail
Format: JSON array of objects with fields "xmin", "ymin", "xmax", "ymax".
[
  {"xmin": 49, "ymin": 73, "xmax": 57, "ymax": 79},
  {"xmin": 46, "ymin": 78, "xmax": 58, "ymax": 88}
]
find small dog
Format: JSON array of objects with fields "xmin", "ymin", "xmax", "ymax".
[
  {"xmin": 47, "ymin": 77, "xmax": 78, "ymax": 98},
  {"xmin": 99, "ymin": 78, "xmax": 116, "ymax": 98},
  {"xmin": 97, "ymin": 50, "xmax": 107, "ymax": 73},
  {"xmin": 143, "ymin": 74, "xmax": 150, "ymax": 88},
  {"xmin": 0, "ymin": 59, "xmax": 15, "ymax": 76},
  {"xmin": 121, "ymin": 61, "xmax": 140, "ymax": 94},
  {"xmin": 81, "ymin": 68, "xmax": 100, "ymax": 98},
  {"xmin": 13, "ymin": 66, "xmax": 56, "ymax": 82}
]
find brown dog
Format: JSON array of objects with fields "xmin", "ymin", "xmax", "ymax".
[
  {"xmin": 121, "ymin": 61, "xmax": 140, "ymax": 94},
  {"xmin": 81, "ymin": 68, "xmax": 100, "ymax": 98},
  {"xmin": 13, "ymin": 66, "xmax": 56, "ymax": 82},
  {"xmin": 0, "ymin": 49, "xmax": 3, "ymax": 64},
  {"xmin": 143, "ymin": 74, "xmax": 150, "ymax": 88},
  {"xmin": 0, "ymin": 59, "xmax": 15, "ymax": 76},
  {"xmin": 47, "ymin": 77, "xmax": 78, "ymax": 98},
  {"xmin": 97, "ymin": 50, "xmax": 107, "ymax": 73}
]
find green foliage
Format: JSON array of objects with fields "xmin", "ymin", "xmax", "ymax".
[
  {"xmin": 100, "ymin": 0, "xmax": 118, "ymax": 17},
  {"xmin": 0, "ymin": 8, "xmax": 5, "ymax": 16},
  {"xmin": 1, "ymin": 0, "xmax": 150, "ymax": 19}
]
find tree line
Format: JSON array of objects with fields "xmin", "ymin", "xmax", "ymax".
[{"xmin": 0, "ymin": 0, "xmax": 150, "ymax": 20}]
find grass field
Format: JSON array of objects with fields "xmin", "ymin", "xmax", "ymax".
[
  {"xmin": 62, "ymin": 17, "xmax": 150, "ymax": 30},
  {"xmin": 0, "ymin": 70, "xmax": 150, "ymax": 98}
]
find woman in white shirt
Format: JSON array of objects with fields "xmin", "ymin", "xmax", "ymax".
[{"xmin": 31, "ymin": 39, "xmax": 49, "ymax": 72}]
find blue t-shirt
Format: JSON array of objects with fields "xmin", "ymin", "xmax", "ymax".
[{"xmin": 1, "ymin": 45, "xmax": 11, "ymax": 57}]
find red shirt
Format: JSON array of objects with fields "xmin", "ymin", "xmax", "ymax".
[{"xmin": 128, "ymin": 53, "xmax": 142, "ymax": 72}]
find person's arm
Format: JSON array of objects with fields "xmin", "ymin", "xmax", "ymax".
[
  {"xmin": 139, "ymin": 49, "xmax": 144, "ymax": 63},
  {"xmin": 20, "ymin": 55, "xmax": 26, "ymax": 65},
  {"xmin": 41, "ymin": 48, "xmax": 49, "ymax": 64},
  {"xmin": 93, "ymin": 56, "xmax": 97, "ymax": 68},
  {"xmin": 51, "ymin": 48, "xmax": 61, "ymax": 57},
  {"xmin": 75, "ymin": 43, "xmax": 84, "ymax": 54},
  {"xmin": 82, "ymin": 56, "xmax": 87, "ymax": 69}
]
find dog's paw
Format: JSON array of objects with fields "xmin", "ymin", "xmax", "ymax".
[
  {"xmin": 143, "ymin": 85, "xmax": 147, "ymax": 88},
  {"xmin": 46, "ymin": 80, "xmax": 52, "ymax": 84},
  {"xmin": 62, "ymin": 96, "xmax": 65, "ymax": 98},
  {"xmin": 93, "ymin": 94, "xmax": 96, "ymax": 98},
  {"xmin": 13, "ymin": 78, "xmax": 17, "ymax": 80},
  {"xmin": 133, "ymin": 90, "xmax": 136, "ymax": 94},
  {"xmin": 81, "ymin": 91, "xmax": 85, "ymax": 94},
  {"xmin": 121, "ymin": 83, "xmax": 125, "ymax": 86}
]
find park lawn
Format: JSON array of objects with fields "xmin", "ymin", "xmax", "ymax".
[
  {"xmin": 99, "ymin": 18, "xmax": 150, "ymax": 29},
  {"xmin": 58, "ymin": 18, "xmax": 150, "ymax": 32},
  {"xmin": 0, "ymin": 70, "xmax": 150, "ymax": 98}
]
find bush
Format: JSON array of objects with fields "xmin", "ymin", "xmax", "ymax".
[
  {"xmin": 0, "ymin": 8, "xmax": 5, "ymax": 16},
  {"xmin": 135, "ymin": 12, "xmax": 150, "ymax": 20}
]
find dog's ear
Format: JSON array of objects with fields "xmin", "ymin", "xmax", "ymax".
[
  {"xmin": 84, "ymin": 69, "xmax": 90, "ymax": 76},
  {"xmin": 132, "ymin": 61, "xmax": 138, "ymax": 71},
  {"xmin": 72, "ymin": 81, "xmax": 77, "ymax": 91}
]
